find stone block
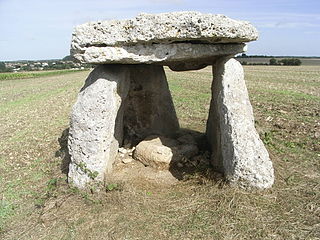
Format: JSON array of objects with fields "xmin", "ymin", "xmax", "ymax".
[
  {"xmin": 123, "ymin": 65, "xmax": 179, "ymax": 144},
  {"xmin": 71, "ymin": 11, "xmax": 256, "ymax": 65},
  {"xmin": 71, "ymin": 11, "xmax": 258, "ymax": 49},
  {"xmin": 206, "ymin": 58, "xmax": 274, "ymax": 189},
  {"xmin": 134, "ymin": 136, "xmax": 198, "ymax": 170},
  {"xmin": 68, "ymin": 65, "xmax": 130, "ymax": 189},
  {"xmin": 73, "ymin": 43, "xmax": 246, "ymax": 65}
]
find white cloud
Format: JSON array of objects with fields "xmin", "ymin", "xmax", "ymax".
[
  {"xmin": 242, "ymin": 11, "xmax": 320, "ymax": 30},
  {"xmin": 259, "ymin": 21, "xmax": 320, "ymax": 29}
]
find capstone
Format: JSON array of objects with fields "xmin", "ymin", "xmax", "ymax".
[
  {"xmin": 71, "ymin": 11, "xmax": 256, "ymax": 65},
  {"xmin": 72, "ymin": 11, "xmax": 258, "ymax": 49}
]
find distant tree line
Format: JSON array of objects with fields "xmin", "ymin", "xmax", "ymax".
[
  {"xmin": 0, "ymin": 56, "xmax": 92, "ymax": 73},
  {"xmin": 239, "ymin": 58, "xmax": 302, "ymax": 66},
  {"xmin": 238, "ymin": 53, "xmax": 319, "ymax": 59},
  {"xmin": 240, "ymin": 61, "xmax": 268, "ymax": 66},
  {"xmin": 237, "ymin": 53, "xmax": 304, "ymax": 66},
  {"xmin": 269, "ymin": 58, "xmax": 302, "ymax": 66},
  {"xmin": 0, "ymin": 62, "xmax": 7, "ymax": 72}
]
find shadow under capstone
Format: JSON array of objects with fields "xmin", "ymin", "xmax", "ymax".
[{"xmin": 167, "ymin": 129, "xmax": 219, "ymax": 181}]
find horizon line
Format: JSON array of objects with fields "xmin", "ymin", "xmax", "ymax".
[{"xmin": 2, "ymin": 55, "xmax": 320, "ymax": 62}]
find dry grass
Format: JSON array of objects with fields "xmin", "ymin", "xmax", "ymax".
[{"xmin": 0, "ymin": 65, "xmax": 319, "ymax": 239}]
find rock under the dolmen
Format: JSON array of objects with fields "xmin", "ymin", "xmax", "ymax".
[{"xmin": 134, "ymin": 136, "xmax": 198, "ymax": 170}]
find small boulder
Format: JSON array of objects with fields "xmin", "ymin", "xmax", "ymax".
[
  {"xmin": 134, "ymin": 136, "xmax": 198, "ymax": 170},
  {"xmin": 122, "ymin": 158, "xmax": 133, "ymax": 164}
]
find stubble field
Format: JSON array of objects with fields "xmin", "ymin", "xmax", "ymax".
[{"xmin": 0, "ymin": 65, "xmax": 319, "ymax": 239}]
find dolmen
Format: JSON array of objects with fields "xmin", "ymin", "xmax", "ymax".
[{"xmin": 68, "ymin": 11, "xmax": 274, "ymax": 190}]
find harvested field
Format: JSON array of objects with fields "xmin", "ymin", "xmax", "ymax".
[{"xmin": 0, "ymin": 65, "xmax": 319, "ymax": 239}]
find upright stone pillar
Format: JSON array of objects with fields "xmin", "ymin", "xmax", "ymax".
[
  {"xmin": 124, "ymin": 65, "xmax": 179, "ymax": 144},
  {"xmin": 68, "ymin": 64, "xmax": 180, "ymax": 189},
  {"xmin": 206, "ymin": 58, "xmax": 274, "ymax": 189},
  {"xmin": 68, "ymin": 65, "xmax": 131, "ymax": 189}
]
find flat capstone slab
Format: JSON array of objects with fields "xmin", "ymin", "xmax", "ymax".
[
  {"xmin": 71, "ymin": 11, "xmax": 258, "ymax": 64},
  {"xmin": 73, "ymin": 43, "xmax": 246, "ymax": 65}
]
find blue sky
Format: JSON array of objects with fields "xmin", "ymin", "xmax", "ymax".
[{"xmin": 0, "ymin": 0, "xmax": 319, "ymax": 61}]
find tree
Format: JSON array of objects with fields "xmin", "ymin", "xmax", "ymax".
[
  {"xmin": 62, "ymin": 55, "xmax": 74, "ymax": 61},
  {"xmin": 0, "ymin": 62, "xmax": 6, "ymax": 72},
  {"xmin": 293, "ymin": 58, "xmax": 302, "ymax": 66},
  {"xmin": 269, "ymin": 58, "xmax": 278, "ymax": 65},
  {"xmin": 279, "ymin": 58, "xmax": 302, "ymax": 66}
]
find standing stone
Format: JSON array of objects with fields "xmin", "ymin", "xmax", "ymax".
[
  {"xmin": 68, "ymin": 65, "xmax": 130, "ymax": 189},
  {"xmin": 68, "ymin": 64, "xmax": 180, "ymax": 189},
  {"xmin": 206, "ymin": 58, "xmax": 274, "ymax": 189},
  {"xmin": 124, "ymin": 65, "xmax": 179, "ymax": 144}
]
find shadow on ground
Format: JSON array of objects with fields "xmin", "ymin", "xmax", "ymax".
[
  {"xmin": 55, "ymin": 128, "xmax": 71, "ymax": 175},
  {"xmin": 166, "ymin": 128, "xmax": 223, "ymax": 182}
]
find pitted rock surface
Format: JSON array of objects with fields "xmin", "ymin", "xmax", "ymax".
[
  {"xmin": 68, "ymin": 64, "xmax": 179, "ymax": 189},
  {"xmin": 71, "ymin": 11, "xmax": 257, "ymax": 64},
  {"xmin": 73, "ymin": 42, "xmax": 246, "ymax": 65},
  {"xmin": 134, "ymin": 136, "xmax": 198, "ymax": 170},
  {"xmin": 206, "ymin": 58, "xmax": 274, "ymax": 189},
  {"xmin": 72, "ymin": 11, "xmax": 258, "ymax": 48}
]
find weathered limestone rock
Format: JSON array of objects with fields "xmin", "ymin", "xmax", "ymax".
[
  {"xmin": 68, "ymin": 64, "xmax": 180, "ymax": 189},
  {"xmin": 124, "ymin": 65, "xmax": 179, "ymax": 144},
  {"xmin": 134, "ymin": 136, "xmax": 178, "ymax": 170},
  {"xmin": 68, "ymin": 65, "xmax": 131, "ymax": 188},
  {"xmin": 73, "ymin": 43, "xmax": 246, "ymax": 65},
  {"xmin": 134, "ymin": 136, "xmax": 198, "ymax": 170},
  {"xmin": 71, "ymin": 11, "xmax": 256, "ymax": 65},
  {"xmin": 72, "ymin": 11, "xmax": 258, "ymax": 49},
  {"xmin": 206, "ymin": 58, "xmax": 274, "ymax": 189}
]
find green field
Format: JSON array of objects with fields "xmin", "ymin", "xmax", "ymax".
[
  {"xmin": 0, "ymin": 65, "xmax": 319, "ymax": 239},
  {"xmin": 0, "ymin": 69, "xmax": 87, "ymax": 81}
]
